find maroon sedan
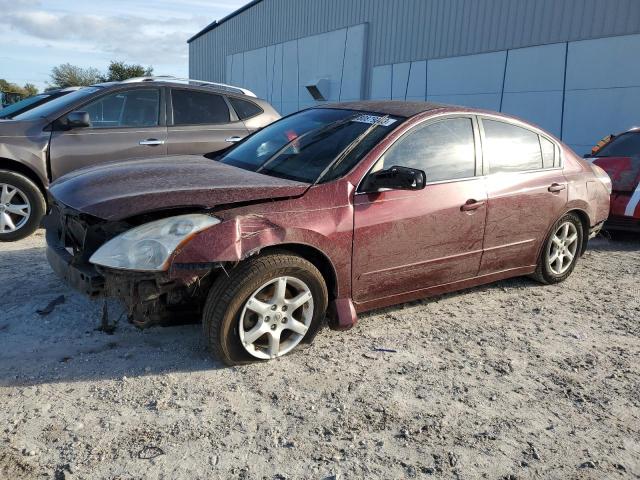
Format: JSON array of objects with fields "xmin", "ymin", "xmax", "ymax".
[{"xmin": 45, "ymin": 101, "xmax": 611, "ymax": 365}]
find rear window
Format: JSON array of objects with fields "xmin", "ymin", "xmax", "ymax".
[
  {"xmin": 595, "ymin": 132, "xmax": 640, "ymax": 157},
  {"xmin": 540, "ymin": 136, "xmax": 556, "ymax": 168},
  {"xmin": 171, "ymin": 90, "xmax": 230, "ymax": 125},
  {"xmin": 483, "ymin": 119, "xmax": 542, "ymax": 173},
  {"xmin": 229, "ymin": 97, "xmax": 263, "ymax": 120}
]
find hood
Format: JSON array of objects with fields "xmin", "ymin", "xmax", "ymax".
[
  {"xmin": 0, "ymin": 119, "xmax": 35, "ymax": 137},
  {"xmin": 50, "ymin": 155, "xmax": 309, "ymax": 220},
  {"xmin": 592, "ymin": 156, "xmax": 640, "ymax": 193}
]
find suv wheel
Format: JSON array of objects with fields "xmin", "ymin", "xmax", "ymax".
[
  {"xmin": 532, "ymin": 213, "xmax": 583, "ymax": 284},
  {"xmin": 0, "ymin": 170, "xmax": 45, "ymax": 242},
  {"xmin": 202, "ymin": 252, "xmax": 328, "ymax": 365}
]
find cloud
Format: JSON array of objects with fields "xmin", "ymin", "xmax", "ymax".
[{"xmin": 5, "ymin": 10, "xmax": 202, "ymax": 64}]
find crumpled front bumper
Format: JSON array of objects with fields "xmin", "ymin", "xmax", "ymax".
[{"xmin": 45, "ymin": 228, "xmax": 105, "ymax": 297}]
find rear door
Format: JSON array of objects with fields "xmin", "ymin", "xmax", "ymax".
[
  {"xmin": 352, "ymin": 116, "xmax": 487, "ymax": 303},
  {"xmin": 478, "ymin": 117, "xmax": 568, "ymax": 275},
  {"xmin": 166, "ymin": 88, "xmax": 249, "ymax": 155},
  {"xmin": 49, "ymin": 87, "xmax": 166, "ymax": 179}
]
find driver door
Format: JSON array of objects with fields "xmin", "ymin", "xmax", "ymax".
[
  {"xmin": 352, "ymin": 116, "xmax": 487, "ymax": 304},
  {"xmin": 49, "ymin": 87, "xmax": 167, "ymax": 180}
]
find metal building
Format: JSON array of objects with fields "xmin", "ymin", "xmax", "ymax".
[{"xmin": 188, "ymin": 0, "xmax": 640, "ymax": 154}]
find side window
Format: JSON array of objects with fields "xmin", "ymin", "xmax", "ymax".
[
  {"xmin": 83, "ymin": 89, "xmax": 159, "ymax": 128},
  {"xmin": 540, "ymin": 136, "xmax": 556, "ymax": 168},
  {"xmin": 229, "ymin": 97, "xmax": 263, "ymax": 120},
  {"xmin": 171, "ymin": 90, "xmax": 230, "ymax": 125},
  {"xmin": 376, "ymin": 117, "xmax": 476, "ymax": 182},
  {"xmin": 482, "ymin": 119, "xmax": 543, "ymax": 173}
]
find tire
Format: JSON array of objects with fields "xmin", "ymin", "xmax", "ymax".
[
  {"xmin": 202, "ymin": 252, "xmax": 328, "ymax": 365},
  {"xmin": 0, "ymin": 170, "xmax": 46, "ymax": 242},
  {"xmin": 532, "ymin": 213, "xmax": 584, "ymax": 284}
]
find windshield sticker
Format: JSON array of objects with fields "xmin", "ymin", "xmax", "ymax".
[{"xmin": 353, "ymin": 115, "xmax": 397, "ymax": 127}]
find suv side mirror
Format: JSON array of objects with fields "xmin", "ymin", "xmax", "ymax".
[
  {"xmin": 66, "ymin": 111, "xmax": 91, "ymax": 129},
  {"xmin": 364, "ymin": 165, "xmax": 426, "ymax": 192}
]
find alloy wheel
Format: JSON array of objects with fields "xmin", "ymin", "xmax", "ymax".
[
  {"xmin": 239, "ymin": 276, "xmax": 314, "ymax": 359},
  {"xmin": 547, "ymin": 221, "xmax": 579, "ymax": 275},
  {"xmin": 0, "ymin": 183, "xmax": 31, "ymax": 234}
]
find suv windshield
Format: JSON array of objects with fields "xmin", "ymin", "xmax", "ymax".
[
  {"xmin": 0, "ymin": 94, "xmax": 51, "ymax": 119},
  {"xmin": 219, "ymin": 108, "xmax": 402, "ymax": 183},
  {"xmin": 595, "ymin": 132, "xmax": 640, "ymax": 157},
  {"xmin": 13, "ymin": 87, "xmax": 99, "ymax": 121}
]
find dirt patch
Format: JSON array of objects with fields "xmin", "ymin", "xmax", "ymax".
[{"xmin": 1, "ymin": 229, "xmax": 639, "ymax": 479}]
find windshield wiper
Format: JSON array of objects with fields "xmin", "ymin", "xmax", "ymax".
[
  {"xmin": 255, "ymin": 113, "xmax": 360, "ymax": 175},
  {"xmin": 314, "ymin": 114, "xmax": 390, "ymax": 185}
]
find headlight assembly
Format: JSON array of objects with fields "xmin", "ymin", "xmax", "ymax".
[{"xmin": 89, "ymin": 214, "xmax": 220, "ymax": 272}]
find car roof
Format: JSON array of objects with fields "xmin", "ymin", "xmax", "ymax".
[
  {"xmin": 319, "ymin": 100, "xmax": 448, "ymax": 118},
  {"xmin": 91, "ymin": 76, "xmax": 257, "ymax": 98}
]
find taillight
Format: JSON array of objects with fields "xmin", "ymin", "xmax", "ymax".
[{"xmin": 591, "ymin": 164, "xmax": 612, "ymax": 195}]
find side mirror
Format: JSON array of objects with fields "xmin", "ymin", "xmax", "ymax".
[
  {"xmin": 65, "ymin": 111, "xmax": 91, "ymax": 129},
  {"xmin": 364, "ymin": 165, "xmax": 426, "ymax": 192}
]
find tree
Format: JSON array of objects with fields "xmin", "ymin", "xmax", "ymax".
[
  {"xmin": 102, "ymin": 61, "xmax": 153, "ymax": 82},
  {"xmin": 0, "ymin": 79, "xmax": 39, "ymax": 99},
  {"xmin": 47, "ymin": 61, "xmax": 154, "ymax": 89},
  {"xmin": 23, "ymin": 83, "xmax": 38, "ymax": 96},
  {"xmin": 48, "ymin": 63, "xmax": 102, "ymax": 88},
  {"xmin": 0, "ymin": 79, "xmax": 22, "ymax": 94}
]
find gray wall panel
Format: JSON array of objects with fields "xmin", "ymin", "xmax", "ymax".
[
  {"xmin": 189, "ymin": 0, "xmax": 640, "ymax": 97},
  {"xmin": 370, "ymin": 65, "xmax": 392, "ymax": 100},
  {"xmin": 189, "ymin": 0, "xmax": 640, "ymax": 154}
]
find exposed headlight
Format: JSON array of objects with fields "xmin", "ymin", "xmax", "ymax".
[
  {"xmin": 89, "ymin": 214, "xmax": 220, "ymax": 271},
  {"xmin": 591, "ymin": 163, "xmax": 613, "ymax": 195}
]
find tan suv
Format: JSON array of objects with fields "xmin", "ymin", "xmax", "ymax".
[{"xmin": 0, "ymin": 76, "xmax": 280, "ymax": 241}]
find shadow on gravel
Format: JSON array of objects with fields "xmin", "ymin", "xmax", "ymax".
[
  {"xmin": 591, "ymin": 231, "xmax": 640, "ymax": 252},
  {"xmin": 2, "ymin": 232, "xmax": 637, "ymax": 388},
  {"xmin": 0, "ymin": 246, "xmax": 227, "ymax": 388}
]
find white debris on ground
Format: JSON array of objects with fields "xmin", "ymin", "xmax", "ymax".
[{"xmin": 1, "ymin": 229, "xmax": 639, "ymax": 479}]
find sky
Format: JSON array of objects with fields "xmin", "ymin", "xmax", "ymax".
[{"xmin": 0, "ymin": 0, "xmax": 246, "ymax": 91}]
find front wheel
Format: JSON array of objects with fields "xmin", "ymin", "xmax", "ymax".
[
  {"xmin": 532, "ymin": 213, "xmax": 583, "ymax": 284},
  {"xmin": 202, "ymin": 252, "xmax": 328, "ymax": 365},
  {"xmin": 0, "ymin": 170, "xmax": 46, "ymax": 242}
]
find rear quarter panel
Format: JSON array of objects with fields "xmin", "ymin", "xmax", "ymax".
[{"xmin": 562, "ymin": 148, "xmax": 610, "ymax": 226}]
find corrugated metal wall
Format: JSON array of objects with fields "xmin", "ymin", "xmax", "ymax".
[{"xmin": 189, "ymin": 0, "xmax": 640, "ymax": 97}]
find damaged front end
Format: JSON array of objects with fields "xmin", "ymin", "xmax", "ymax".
[{"xmin": 45, "ymin": 202, "xmax": 222, "ymax": 328}]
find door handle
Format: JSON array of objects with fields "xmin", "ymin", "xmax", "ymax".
[
  {"xmin": 461, "ymin": 199, "xmax": 485, "ymax": 211},
  {"xmin": 139, "ymin": 139, "xmax": 165, "ymax": 146},
  {"xmin": 548, "ymin": 183, "xmax": 566, "ymax": 193},
  {"xmin": 225, "ymin": 136, "xmax": 243, "ymax": 143}
]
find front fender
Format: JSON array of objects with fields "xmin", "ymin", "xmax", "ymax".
[
  {"xmin": 169, "ymin": 212, "xmax": 350, "ymax": 294},
  {"xmin": 0, "ymin": 122, "xmax": 50, "ymax": 185}
]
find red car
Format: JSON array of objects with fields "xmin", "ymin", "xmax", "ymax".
[
  {"xmin": 45, "ymin": 101, "xmax": 611, "ymax": 365},
  {"xmin": 586, "ymin": 128, "xmax": 640, "ymax": 232}
]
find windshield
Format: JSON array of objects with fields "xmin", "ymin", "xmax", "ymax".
[
  {"xmin": 220, "ymin": 108, "xmax": 402, "ymax": 183},
  {"xmin": 0, "ymin": 94, "xmax": 51, "ymax": 119},
  {"xmin": 595, "ymin": 132, "xmax": 640, "ymax": 157},
  {"xmin": 13, "ymin": 87, "xmax": 98, "ymax": 121}
]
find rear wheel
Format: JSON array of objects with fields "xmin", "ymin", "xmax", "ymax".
[
  {"xmin": 532, "ymin": 213, "xmax": 583, "ymax": 284},
  {"xmin": 202, "ymin": 252, "xmax": 328, "ymax": 365},
  {"xmin": 0, "ymin": 170, "xmax": 45, "ymax": 242}
]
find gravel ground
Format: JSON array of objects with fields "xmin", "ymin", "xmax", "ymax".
[{"xmin": 1, "ymin": 230, "xmax": 639, "ymax": 480}]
